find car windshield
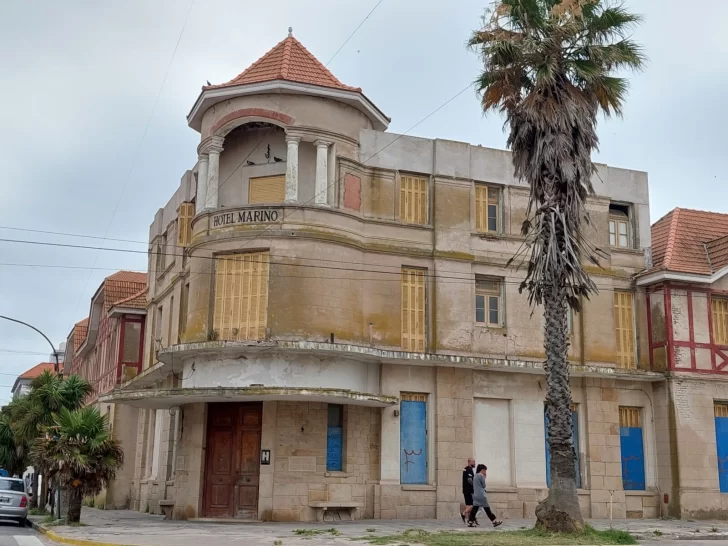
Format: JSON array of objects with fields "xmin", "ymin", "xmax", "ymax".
[{"xmin": 0, "ymin": 479, "xmax": 24, "ymax": 492}]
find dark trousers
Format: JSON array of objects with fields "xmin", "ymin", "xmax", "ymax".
[{"xmin": 469, "ymin": 504, "xmax": 496, "ymax": 523}]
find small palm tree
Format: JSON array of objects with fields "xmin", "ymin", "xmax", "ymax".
[
  {"xmin": 11, "ymin": 371, "xmax": 91, "ymax": 508},
  {"xmin": 30, "ymin": 407, "xmax": 123, "ymax": 523},
  {"xmin": 0, "ymin": 409, "xmax": 23, "ymax": 476},
  {"xmin": 469, "ymin": 0, "xmax": 644, "ymax": 532}
]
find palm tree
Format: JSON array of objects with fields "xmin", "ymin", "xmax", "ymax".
[
  {"xmin": 469, "ymin": 0, "xmax": 644, "ymax": 532},
  {"xmin": 30, "ymin": 406, "xmax": 123, "ymax": 523},
  {"xmin": 11, "ymin": 371, "xmax": 91, "ymax": 508},
  {"xmin": 0, "ymin": 408, "xmax": 23, "ymax": 476}
]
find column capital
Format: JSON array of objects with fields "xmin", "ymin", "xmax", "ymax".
[
  {"xmin": 197, "ymin": 153, "xmax": 209, "ymax": 162},
  {"xmin": 285, "ymin": 134, "xmax": 301, "ymax": 144},
  {"xmin": 199, "ymin": 135, "xmax": 225, "ymax": 155},
  {"xmin": 314, "ymin": 139, "xmax": 331, "ymax": 149}
]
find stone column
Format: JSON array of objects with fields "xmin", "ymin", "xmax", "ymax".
[
  {"xmin": 285, "ymin": 135, "xmax": 300, "ymax": 203},
  {"xmin": 314, "ymin": 140, "xmax": 330, "ymax": 205},
  {"xmin": 203, "ymin": 136, "xmax": 225, "ymax": 211},
  {"xmin": 195, "ymin": 154, "xmax": 209, "ymax": 215}
]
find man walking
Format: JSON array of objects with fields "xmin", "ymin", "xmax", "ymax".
[
  {"xmin": 468, "ymin": 464, "xmax": 502, "ymax": 527},
  {"xmin": 461, "ymin": 457, "xmax": 475, "ymax": 523}
]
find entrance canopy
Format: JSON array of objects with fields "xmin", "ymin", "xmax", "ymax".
[{"xmin": 99, "ymin": 386, "xmax": 397, "ymax": 409}]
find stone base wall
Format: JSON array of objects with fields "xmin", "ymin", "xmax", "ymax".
[{"xmin": 271, "ymin": 401, "xmax": 380, "ymax": 522}]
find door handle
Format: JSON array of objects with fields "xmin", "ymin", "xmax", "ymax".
[{"xmin": 245, "ymin": 477, "xmax": 251, "ymax": 483}]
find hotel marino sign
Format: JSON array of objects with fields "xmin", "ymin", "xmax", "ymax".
[{"xmin": 211, "ymin": 208, "xmax": 283, "ymax": 229}]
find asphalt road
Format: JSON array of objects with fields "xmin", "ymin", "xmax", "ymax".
[{"xmin": 0, "ymin": 519, "xmax": 46, "ymax": 546}]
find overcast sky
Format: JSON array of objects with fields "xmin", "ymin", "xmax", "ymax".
[{"xmin": 1, "ymin": 0, "xmax": 726, "ymax": 404}]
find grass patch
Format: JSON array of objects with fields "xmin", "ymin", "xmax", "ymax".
[
  {"xmin": 653, "ymin": 530, "xmax": 663, "ymax": 537},
  {"xmin": 274, "ymin": 541, "xmax": 282, "ymax": 546},
  {"xmin": 366, "ymin": 528, "xmax": 377, "ymax": 533},
  {"xmin": 29, "ymin": 507, "xmax": 48, "ymax": 516},
  {"xmin": 356, "ymin": 525, "xmax": 636, "ymax": 546},
  {"xmin": 293, "ymin": 528, "xmax": 341, "ymax": 537},
  {"xmin": 712, "ymin": 527, "xmax": 719, "ymax": 533}
]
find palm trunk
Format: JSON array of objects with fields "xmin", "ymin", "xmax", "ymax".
[
  {"xmin": 29, "ymin": 472, "xmax": 39, "ymax": 509},
  {"xmin": 66, "ymin": 486, "xmax": 83, "ymax": 523},
  {"xmin": 535, "ymin": 283, "xmax": 584, "ymax": 532},
  {"xmin": 40, "ymin": 473, "xmax": 48, "ymax": 511}
]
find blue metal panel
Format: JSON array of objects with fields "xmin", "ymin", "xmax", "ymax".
[
  {"xmin": 715, "ymin": 417, "xmax": 728, "ymax": 493},
  {"xmin": 545, "ymin": 409, "xmax": 581, "ymax": 488},
  {"xmin": 620, "ymin": 426, "xmax": 646, "ymax": 490},
  {"xmin": 400, "ymin": 400, "xmax": 427, "ymax": 484},
  {"xmin": 326, "ymin": 426, "xmax": 343, "ymax": 471}
]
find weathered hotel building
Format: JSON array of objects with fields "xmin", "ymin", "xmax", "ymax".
[{"xmin": 100, "ymin": 32, "xmax": 666, "ymax": 522}]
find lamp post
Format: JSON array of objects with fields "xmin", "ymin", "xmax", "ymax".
[{"xmin": 0, "ymin": 315, "xmax": 60, "ymax": 373}]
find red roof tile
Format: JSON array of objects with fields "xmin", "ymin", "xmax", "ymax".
[
  {"xmin": 650, "ymin": 208, "xmax": 728, "ymax": 275},
  {"xmin": 103, "ymin": 271, "xmax": 147, "ymax": 312},
  {"xmin": 205, "ymin": 34, "xmax": 361, "ymax": 93},
  {"xmin": 19, "ymin": 362, "xmax": 59, "ymax": 380},
  {"xmin": 73, "ymin": 318, "xmax": 89, "ymax": 352},
  {"xmin": 112, "ymin": 287, "xmax": 148, "ymax": 310}
]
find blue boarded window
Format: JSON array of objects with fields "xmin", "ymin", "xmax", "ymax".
[
  {"xmin": 326, "ymin": 404, "xmax": 343, "ymax": 472},
  {"xmin": 715, "ymin": 403, "xmax": 728, "ymax": 493},
  {"xmin": 545, "ymin": 405, "xmax": 581, "ymax": 488},
  {"xmin": 619, "ymin": 407, "xmax": 646, "ymax": 491},
  {"xmin": 400, "ymin": 393, "xmax": 427, "ymax": 484}
]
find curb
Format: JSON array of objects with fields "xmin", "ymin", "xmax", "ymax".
[{"xmin": 28, "ymin": 519, "xmax": 136, "ymax": 546}]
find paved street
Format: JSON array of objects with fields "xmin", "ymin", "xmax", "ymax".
[{"xmin": 0, "ymin": 519, "xmax": 45, "ymax": 546}]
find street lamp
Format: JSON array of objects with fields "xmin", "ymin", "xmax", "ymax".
[{"xmin": 0, "ymin": 315, "xmax": 61, "ymax": 373}]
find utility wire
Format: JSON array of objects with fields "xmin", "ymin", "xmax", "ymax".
[{"xmin": 74, "ymin": 0, "xmax": 196, "ymax": 314}]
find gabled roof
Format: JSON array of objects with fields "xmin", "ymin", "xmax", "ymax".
[
  {"xmin": 111, "ymin": 287, "xmax": 148, "ymax": 310},
  {"xmin": 12, "ymin": 362, "xmax": 61, "ymax": 394},
  {"xmin": 650, "ymin": 208, "xmax": 728, "ymax": 275},
  {"xmin": 205, "ymin": 33, "xmax": 360, "ymax": 93},
  {"xmin": 103, "ymin": 271, "xmax": 147, "ymax": 313},
  {"xmin": 73, "ymin": 318, "xmax": 89, "ymax": 352}
]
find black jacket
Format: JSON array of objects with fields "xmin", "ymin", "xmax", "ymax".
[{"xmin": 462, "ymin": 465, "xmax": 474, "ymax": 495}]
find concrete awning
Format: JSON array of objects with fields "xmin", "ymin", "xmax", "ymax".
[{"xmin": 99, "ymin": 386, "xmax": 398, "ymax": 409}]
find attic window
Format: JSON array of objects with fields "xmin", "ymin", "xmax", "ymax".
[{"xmin": 609, "ymin": 203, "xmax": 631, "ymax": 249}]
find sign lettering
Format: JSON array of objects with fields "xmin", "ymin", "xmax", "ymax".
[{"xmin": 211, "ymin": 209, "xmax": 281, "ymax": 229}]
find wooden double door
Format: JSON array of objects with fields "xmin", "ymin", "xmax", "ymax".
[{"xmin": 203, "ymin": 403, "xmax": 262, "ymax": 519}]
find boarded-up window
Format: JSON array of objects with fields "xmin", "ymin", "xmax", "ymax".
[
  {"xmin": 713, "ymin": 298, "xmax": 728, "ymax": 345},
  {"xmin": 716, "ymin": 403, "xmax": 728, "ymax": 492},
  {"xmin": 249, "ymin": 175, "xmax": 285, "ymax": 204},
  {"xmin": 401, "ymin": 267, "xmax": 426, "ymax": 352},
  {"xmin": 178, "ymin": 202, "xmax": 194, "ymax": 247},
  {"xmin": 619, "ymin": 406, "xmax": 645, "ymax": 490},
  {"xmin": 614, "ymin": 291, "xmax": 636, "ymax": 369},
  {"xmin": 399, "ymin": 175, "xmax": 427, "ymax": 225},
  {"xmin": 213, "ymin": 252, "xmax": 270, "ymax": 341},
  {"xmin": 475, "ymin": 185, "xmax": 500, "ymax": 233},
  {"xmin": 400, "ymin": 392, "xmax": 427, "ymax": 484}
]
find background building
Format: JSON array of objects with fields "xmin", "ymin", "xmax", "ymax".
[
  {"xmin": 97, "ymin": 32, "xmax": 666, "ymax": 523},
  {"xmin": 638, "ymin": 208, "xmax": 728, "ymax": 518},
  {"xmin": 65, "ymin": 270, "xmax": 147, "ymax": 509}
]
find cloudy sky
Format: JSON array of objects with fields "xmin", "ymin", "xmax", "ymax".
[{"xmin": 0, "ymin": 0, "xmax": 726, "ymax": 404}]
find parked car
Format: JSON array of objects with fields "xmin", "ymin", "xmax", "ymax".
[{"xmin": 0, "ymin": 478, "xmax": 27, "ymax": 526}]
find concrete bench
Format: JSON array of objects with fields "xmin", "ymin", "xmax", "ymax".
[
  {"xmin": 158, "ymin": 500, "xmax": 175, "ymax": 520},
  {"xmin": 309, "ymin": 501, "xmax": 362, "ymax": 522}
]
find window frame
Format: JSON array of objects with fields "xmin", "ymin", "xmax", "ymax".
[
  {"xmin": 326, "ymin": 404, "xmax": 344, "ymax": 472},
  {"xmin": 248, "ymin": 174, "xmax": 286, "ymax": 204},
  {"xmin": 401, "ymin": 267, "xmax": 427, "ymax": 352},
  {"xmin": 178, "ymin": 202, "xmax": 194, "ymax": 247},
  {"xmin": 117, "ymin": 315, "xmax": 145, "ymax": 381},
  {"xmin": 712, "ymin": 297, "xmax": 728, "ymax": 346},
  {"xmin": 475, "ymin": 276, "xmax": 503, "ymax": 328},
  {"xmin": 614, "ymin": 291, "xmax": 636, "ymax": 369},
  {"xmin": 608, "ymin": 203, "xmax": 632, "ymax": 249},
  {"xmin": 398, "ymin": 174, "xmax": 429, "ymax": 225},
  {"xmin": 212, "ymin": 251, "xmax": 270, "ymax": 341},
  {"xmin": 475, "ymin": 184, "xmax": 501, "ymax": 234}
]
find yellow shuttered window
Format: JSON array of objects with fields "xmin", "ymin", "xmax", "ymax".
[
  {"xmin": 619, "ymin": 407, "xmax": 641, "ymax": 428},
  {"xmin": 213, "ymin": 252, "xmax": 270, "ymax": 341},
  {"xmin": 716, "ymin": 403, "xmax": 728, "ymax": 418},
  {"xmin": 177, "ymin": 202, "xmax": 194, "ymax": 247},
  {"xmin": 249, "ymin": 175, "xmax": 286, "ymax": 204},
  {"xmin": 475, "ymin": 185, "xmax": 500, "ymax": 233},
  {"xmin": 614, "ymin": 291, "xmax": 636, "ymax": 369},
  {"xmin": 399, "ymin": 175, "xmax": 428, "ymax": 225},
  {"xmin": 401, "ymin": 267, "xmax": 426, "ymax": 352},
  {"xmin": 712, "ymin": 298, "xmax": 728, "ymax": 345}
]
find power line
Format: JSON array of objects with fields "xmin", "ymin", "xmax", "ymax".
[
  {"xmin": 74, "ymin": 0, "xmax": 196, "ymax": 314},
  {"xmin": 325, "ymin": 0, "xmax": 385, "ymax": 66},
  {"xmin": 0, "ymin": 226, "xmax": 147, "ymax": 245}
]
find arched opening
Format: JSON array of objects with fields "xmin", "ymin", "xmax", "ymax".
[{"xmin": 218, "ymin": 123, "xmax": 290, "ymax": 207}]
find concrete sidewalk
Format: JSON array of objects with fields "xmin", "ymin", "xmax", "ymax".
[{"xmin": 28, "ymin": 508, "xmax": 728, "ymax": 546}]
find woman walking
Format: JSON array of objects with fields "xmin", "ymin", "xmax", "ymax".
[{"xmin": 468, "ymin": 464, "xmax": 502, "ymax": 528}]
